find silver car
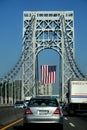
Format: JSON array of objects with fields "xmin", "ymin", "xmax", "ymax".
[
  {"xmin": 23, "ymin": 96, "xmax": 63, "ymax": 129},
  {"xmin": 14, "ymin": 101, "xmax": 24, "ymax": 108}
]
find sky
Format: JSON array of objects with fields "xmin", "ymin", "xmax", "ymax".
[{"xmin": 0, "ymin": 0, "xmax": 87, "ymax": 94}]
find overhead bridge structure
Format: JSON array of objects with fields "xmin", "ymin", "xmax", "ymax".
[{"xmin": 0, "ymin": 11, "xmax": 86, "ymax": 104}]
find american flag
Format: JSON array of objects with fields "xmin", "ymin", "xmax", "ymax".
[{"xmin": 41, "ymin": 65, "xmax": 56, "ymax": 84}]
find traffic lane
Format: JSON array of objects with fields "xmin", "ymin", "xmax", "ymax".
[
  {"xmin": 64, "ymin": 113, "xmax": 87, "ymax": 130},
  {"xmin": 1, "ymin": 120, "xmax": 63, "ymax": 130},
  {"xmin": 1, "ymin": 114, "xmax": 87, "ymax": 130},
  {"xmin": 1, "ymin": 121, "xmax": 63, "ymax": 130},
  {"xmin": 1, "ymin": 119, "xmax": 23, "ymax": 130},
  {"xmin": 0, "ymin": 107, "xmax": 24, "ymax": 127}
]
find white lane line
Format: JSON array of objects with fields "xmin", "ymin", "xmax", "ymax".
[
  {"xmin": 69, "ymin": 122, "xmax": 75, "ymax": 127},
  {"xmin": 64, "ymin": 117, "xmax": 75, "ymax": 128},
  {"xmin": 64, "ymin": 117, "xmax": 68, "ymax": 120}
]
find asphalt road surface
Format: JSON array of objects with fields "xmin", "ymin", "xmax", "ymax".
[{"xmin": 1, "ymin": 112, "xmax": 87, "ymax": 130}]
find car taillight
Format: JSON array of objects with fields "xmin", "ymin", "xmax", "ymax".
[
  {"xmin": 25, "ymin": 108, "xmax": 32, "ymax": 114},
  {"xmin": 53, "ymin": 108, "xmax": 60, "ymax": 114}
]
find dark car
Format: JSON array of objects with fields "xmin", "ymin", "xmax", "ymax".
[{"xmin": 23, "ymin": 96, "xmax": 63, "ymax": 129}]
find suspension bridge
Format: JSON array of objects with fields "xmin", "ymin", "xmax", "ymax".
[{"xmin": 0, "ymin": 11, "xmax": 86, "ymax": 105}]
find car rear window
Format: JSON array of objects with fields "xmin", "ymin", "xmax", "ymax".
[
  {"xmin": 28, "ymin": 98, "xmax": 58, "ymax": 107},
  {"xmin": 15, "ymin": 101, "xmax": 24, "ymax": 104}
]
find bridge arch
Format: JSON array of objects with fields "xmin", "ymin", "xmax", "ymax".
[
  {"xmin": 35, "ymin": 43, "xmax": 62, "ymax": 57},
  {"xmin": 37, "ymin": 48, "xmax": 60, "ymax": 94}
]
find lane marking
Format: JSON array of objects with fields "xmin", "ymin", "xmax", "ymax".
[
  {"xmin": 64, "ymin": 117, "xmax": 68, "ymax": 120},
  {"xmin": 0, "ymin": 118, "xmax": 23, "ymax": 130},
  {"xmin": 64, "ymin": 117, "xmax": 75, "ymax": 128},
  {"xmin": 69, "ymin": 122, "xmax": 75, "ymax": 127}
]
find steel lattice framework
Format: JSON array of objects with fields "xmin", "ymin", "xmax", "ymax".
[
  {"xmin": 22, "ymin": 11, "xmax": 86, "ymax": 102},
  {"xmin": 0, "ymin": 11, "xmax": 86, "ymax": 104}
]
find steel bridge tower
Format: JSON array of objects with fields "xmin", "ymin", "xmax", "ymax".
[
  {"xmin": 22, "ymin": 11, "xmax": 75, "ymax": 102},
  {"xmin": 0, "ymin": 11, "xmax": 86, "ymax": 105}
]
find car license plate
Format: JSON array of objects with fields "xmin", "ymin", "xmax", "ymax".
[{"xmin": 38, "ymin": 110, "xmax": 49, "ymax": 115}]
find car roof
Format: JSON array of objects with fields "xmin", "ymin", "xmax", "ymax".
[
  {"xmin": 30, "ymin": 96, "xmax": 57, "ymax": 100},
  {"xmin": 15, "ymin": 100, "xmax": 24, "ymax": 103}
]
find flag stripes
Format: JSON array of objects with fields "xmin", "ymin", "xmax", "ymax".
[{"xmin": 41, "ymin": 65, "xmax": 56, "ymax": 84}]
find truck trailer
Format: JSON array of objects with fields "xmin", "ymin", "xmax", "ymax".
[{"xmin": 66, "ymin": 78, "xmax": 87, "ymax": 115}]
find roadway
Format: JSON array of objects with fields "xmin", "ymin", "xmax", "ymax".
[{"xmin": 0, "ymin": 108, "xmax": 87, "ymax": 130}]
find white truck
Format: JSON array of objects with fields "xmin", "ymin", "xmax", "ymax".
[{"xmin": 66, "ymin": 78, "xmax": 87, "ymax": 115}]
